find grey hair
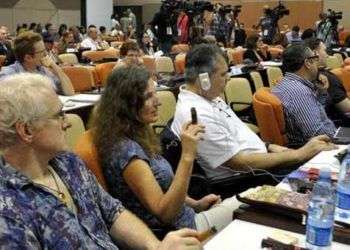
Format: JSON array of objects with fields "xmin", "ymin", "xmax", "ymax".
[
  {"xmin": 0, "ymin": 73, "xmax": 55, "ymax": 149},
  {"xmin": 185, "ymin": 44, "xmax": 226, "ymax": 84}
]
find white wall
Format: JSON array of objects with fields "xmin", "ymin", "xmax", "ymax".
[{"xmin": 86, "ymin": 0, "xmax": 113, "ymax": 29}]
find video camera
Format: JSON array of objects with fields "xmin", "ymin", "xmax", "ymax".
[
  {"xmin": 265, "ymin": 1, "xmax": 289, "ymax": 20},
  {"xmin": 217, "ymin": 4, "xmax": 242, "ymax": 19},
  {"xmin": 326, "ymin": 9, "xmax": 342, "ymax": 25},
  {"xmin": 160, "ymin": 0, "xmax": 213, "ymax": 16}
]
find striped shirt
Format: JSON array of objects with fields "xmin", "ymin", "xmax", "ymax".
[{"xmin": 272, "ymin": 73, "xmax": 336, "ymax": 145}]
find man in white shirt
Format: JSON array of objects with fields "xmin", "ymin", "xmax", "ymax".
[
  {"xmin": 81, "ymin": 26, "xmax": 108, "ymax": 51},
  {"xmin": 171, "ymin": 44, "xmax": 335, "ymax": 181}
]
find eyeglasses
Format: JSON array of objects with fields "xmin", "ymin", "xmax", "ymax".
[
  {"xmin": 48, "ymin": 110, "xmax": 66, "ymax": 122},
  {"xmin": 306, "ymin": 54, "xmax": 319, "ymax": 62}
]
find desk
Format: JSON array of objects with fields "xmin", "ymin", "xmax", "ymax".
[{"xmin": 204, "ymin": 220, "xmax": 348, "ymax": 250}]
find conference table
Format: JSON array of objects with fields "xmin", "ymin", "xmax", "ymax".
[{"xmin": 205, "ymin": 146, "xmax": 350, "ymax": 249}]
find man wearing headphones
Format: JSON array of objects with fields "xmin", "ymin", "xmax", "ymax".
[{"xmin": 171, "ymin": 44, "xmax": 335, "ymax": 183}]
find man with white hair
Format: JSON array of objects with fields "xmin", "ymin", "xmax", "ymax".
[{"xmin": 0, "ymin": 73, "xmax": 201, "ymax": 249}]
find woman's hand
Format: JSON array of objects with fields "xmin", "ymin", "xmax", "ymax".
[
  {"xmin": 194, "ymin": 194, "xmax": 221, "ymax": 212},
  {"xmin": 180, "ymin": 121, "xmax": 205, "ymax": 160}
]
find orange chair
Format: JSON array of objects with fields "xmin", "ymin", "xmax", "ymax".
[
  {"xmin": 268, "ymin": 47, "xmax": 284, "ymax": 59},
  {"xmin": 104, "ymin": 47, "xmax": 119, "ymax": 58},
  {"xmin": 142, "ymin": 55, "xmax": 156, "ymax": 74},
  {"xmin": 82, "ymin": 50, "xmax": 117, "ymax": 62},
  {"xmin": 331, "ymin": 67, "xmax": 350, "ymax": 95},
  {"xmin": 174, "ymin": 53, "xmax": 186, "ymax": 74},
  {"xmin": 171, "ymin": 44, "xmax": 190, "ymax": 54},
  {"xmin": 227, "ymin": 48, "xmax": 245, "ymax": 65},
  {"xmin": 95, "ymin": 62, "xmax": 117, "ymax": 86},
  {"xmin": 252, "ymin": 87, "xmax": 287, "ymax": 146},
  {"xmin": 0, "ymin": 55, "xmax": 6, "ymax": 69},
  {"xmin": 62, "ymin": 66, "xmax": 94, "ymax": 92},
  {"xmin": 339, "ymin": 30, "xmax": 350, "ymax": 46},
  {"xmin": 74, "ymin": 130, "xmax": 108, "ymax": 191}
]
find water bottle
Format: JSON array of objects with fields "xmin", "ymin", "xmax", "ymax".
[
  {"xmin": 336, "ymin": 158, "xmax": 350, "ymax": 220},
  {"xmin": 306, "ymin": 168, "xmax": 335, "ymax": 250}
]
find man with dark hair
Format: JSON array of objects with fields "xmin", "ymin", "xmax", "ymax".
[
  {"xmin": 0, "ymin": 31, "xmax": 74, "ymax": 96},
  {"xmin": 285, "ymin": 25, "xmax": 302, "ymax": 44},
  {"xmin": 171, "ymin": 44, "xmax": 334, "ymax": 182},
  {"xmin": 304, "ymin": 37, "xmax": 350, "ymax": 125},
  {"xmin": 0, "ymin": 26, "xmax": 15, "ymax": 66},
  {"xmin": 272, "ymin": 44, "xmax": 337, "ymax": 146}
]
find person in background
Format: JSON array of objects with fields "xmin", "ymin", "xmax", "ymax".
[
  {"xmin": 120, "ymin": 11, "xmax": 131, "ymax": 34},
  {"xmin": 285, "ymin": 25, "xmax": 302, "ymax": 44},
  {"xmin": 28, "ymin": 22, "xmax": 37, "ymax": 32},
  {"xmin": 42, "ymin": 34, "xmax": 60, "ymax": 65},
  {"xmin": 93, "ymin": 65, "xmax": 241, "ymax": 233},
  {"xmin": 113, "ymin": 40, "xmax": 143, "ymax": 69},
  {"xmin": 304, "ymin": 37, "xmax": 350, "ymax": 126},
  {"xmin": 81, "ymin": 26, "xmax": 109, "ymax": 51},
  {"xmin": 111, "ymin": 13, "xmax": 121, "ymax": 30},
  {"xmin": 140, "ymin": 33, "xmax": 157, "ymax": 56},
  {"xmin": 69, "ymin": 26, "xmax": 83, "ymax": 43},
  {"xmin": 127, "ymin": 8, "xmax": 137, "ymax": 30},
  {"xmin": 0, "ymin": 31, "xmax": 74, "ymax": 96},
  {"xmin": 272, "ymin": 44, "xmax": 337, "ymax": 145},
  {"xmin": 0, "ymin": 73, "xmax": 202, "ymax": 250},
  {"xmin": 243, "ymin": 34, "xmax": 270, "ymax": 63},
  {"xmin": 177, "ymin": 8, "xmax": 189, "ymax": 44},
  {"xmin": 57, "ymin": 31, "xmax": 77, "ymax": 55},
  {"xmin": 58, "ymin": 24, "xmax": 68, "ymax": 38},
  {"xmin": 0, "ymin": 26, "xmax": 15, "ymax": 66}
]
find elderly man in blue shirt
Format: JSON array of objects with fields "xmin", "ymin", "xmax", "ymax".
[
  {"xmin": 272, "ymin": 44, "xmax": 337, "ymax": 146},
  {"xmin": 0, "ymin": 73, "xmax": 201, "ymax": 249},
  {"xmin": 0, "ymin": 31, "xmax": 74, "ymax": 96}
]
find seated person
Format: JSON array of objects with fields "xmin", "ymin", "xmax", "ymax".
[
  {"xmin": 171, "ymin": 44, "xmax": 335, "ymax": 182},
  {"xmin": 113, "ymin": 40, "xmax": 143, "ymax": 69},
  {"xmin": 0, "ymin": 31, "xmax": 74, "ymax": 96},
  {"xmin": 243, "ymin": 34, "xmax": 271, "ymax": 64},
  {"xmin": 285, "ymin": 25, "xmax": 302, "ymax": 44},
  {"xmin": 81, "ymin": 26, "xmax": 109, "ymax": 51},
  {"xmin": 92, "ymin": 65, "xmax": 241, "ymax": 232},
  {"xmin": 272, "ymin": 44, "xmax": 337, "ymax": 146},
  {"xmin": 140, "ymin": 32, "xmax": 157, "ymax": 56},
  {"xmin": 304, "ymin": 37, "xmax": 350, "ymax": 125},
  {"xmin": 0, "ymin": 73, "xmax": 201, "ymax": 250},
  {"xmin": 0, "ymin": 26, "xmax": 15, "ymax": 66},
  {"xmin": 57, "ymin": 31, "xmax": 78, "ymax": 54}
]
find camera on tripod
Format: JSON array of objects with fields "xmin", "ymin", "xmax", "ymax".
[
  {"xmin": 266, "ymin": 1, "xmax": 290, "ymax": 20},
  {"xmin": 326, "ymin": 9, "xmax": 342, "ymax": 25}
]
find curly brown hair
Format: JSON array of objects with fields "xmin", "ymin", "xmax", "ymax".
[
  {"xmin": 92, "ymin": 65, "xmax": 161, "ymax": 168},
  {"xmin": 119, "ymin": 40, "xmax": 139, "ymax": 57}
]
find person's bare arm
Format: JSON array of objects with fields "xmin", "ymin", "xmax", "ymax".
[
  {"xmin": 123, "ymin": 123, "xmax": 204, "ymax": 224},
  {"xmin": 110, "ymin": 209, "xmax": 160, "ymax": 250},
  {"xmin": 226, "ymin": 135, "xmax": 336, "ymax": 170}
]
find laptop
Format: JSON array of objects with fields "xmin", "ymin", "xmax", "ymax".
[{"xmin": 333, "ymin": 127, "xmax": 350, "ymax": 144}]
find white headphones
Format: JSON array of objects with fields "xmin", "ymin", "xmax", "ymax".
[{"xmin": 198, "ymin": 72, "xmax": 211, "ymax": 91}]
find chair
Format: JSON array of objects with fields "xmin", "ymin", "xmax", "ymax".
[
  {"xmin": 339, "ymin": 30, "xmax": 350, "ymax": 46},
  {"xmin": 64, "ymin": 114, "xmax": 86, "ymax": 150},
  {"xmin": 103, "ymin": 47, "xmax": 119, "ymax": 58},
  {"xmin": 334, "ymin": 53, "xmax": 344, "ymax": 66},
  {"xmin": 58, "ymin": 53, "xmax": 79, "ymax": 65},
  {"xmin": 326, "ymin": 55, "xmax": 342, "ymax": 69},
  {"xmin": 266, "ymin": 67, "xmax": 283, "ymax": 87},
  {"xmin": 174, "ymin": 53, "xmax": 186, "ymax": 74},
  {"xmin": 62, "ymin": 66, "xmax": 94, "ymax": 92},
  {"xmin": 95, "ymin": 62, "xmax": 117, "ymax": 86},
  {"xmin": 227, "ymin": 48, "xmax": 245, "ymax": 65},
  {"xmin": 252, "ymin": 87, "xmax": 287, "ymax": 146},
  {"xmin": 74, "ymin": 130, "xmax": 109, "ymax": 191},
  {"xmin": 268, "ymin": 46, "xmax": 283, "ymax": 59},
  {"xmin": 331, "ymin": 67, "xmax": 350, "ymax": 95},
  {"xmin": 152, "ymin": 91, "xmax": 176, "ymax": 134},
  {"xmin": 225, "ymin": 78, "xmax": 258, "ymax": 133},
  {"xmin": 155, "ymin": 56, "xmax": 174, "ymax": 74},
  {"xmin": 224, "ymin": 78, "xmax": 252, "ymax": 112},
  {"xmin": 0, "ymin": 55, "xmax": 6, "ymax": 68},
  {"xmin": 171, "ymin": 44, "xmax": 190, "ymax": 54},
  {"xmin": 250, "ymin": 71, "xmax": 264, "ymax": 92},
  {"xmin": 82, "ymin": 50, "xmax": 108, "ymax": 62},
  {"xmin": 142, "ymin": 55, "xmax": 156, "ymax": 74}
]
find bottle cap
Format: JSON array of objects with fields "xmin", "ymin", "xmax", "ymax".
[{"xmin": 319, "ymin": 167, "xmax": 331, "ymax": 180}]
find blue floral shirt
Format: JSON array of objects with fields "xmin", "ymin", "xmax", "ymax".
[
  {"xmin": 0, "ymin": 152, "xmax": 124, "ymax": 249},
  {"xmin": 104, "ymin": 139, "xmax": 196, "ymax": 230}
]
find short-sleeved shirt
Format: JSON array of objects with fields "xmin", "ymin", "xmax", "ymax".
[
  {"xmin": 0, "ymin": 152, "xmax": 124, "ymax": 249},
  {"xmin": 0, "ymin": 61, "xmax": 62, "ymax": 94},
  {"xmin": 103, "ymin": 138, "xmax": 196, "ymax": 229},
  {"xmin": 171, "ymin": 87, "xmax": 267, "ymax": 181}
]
